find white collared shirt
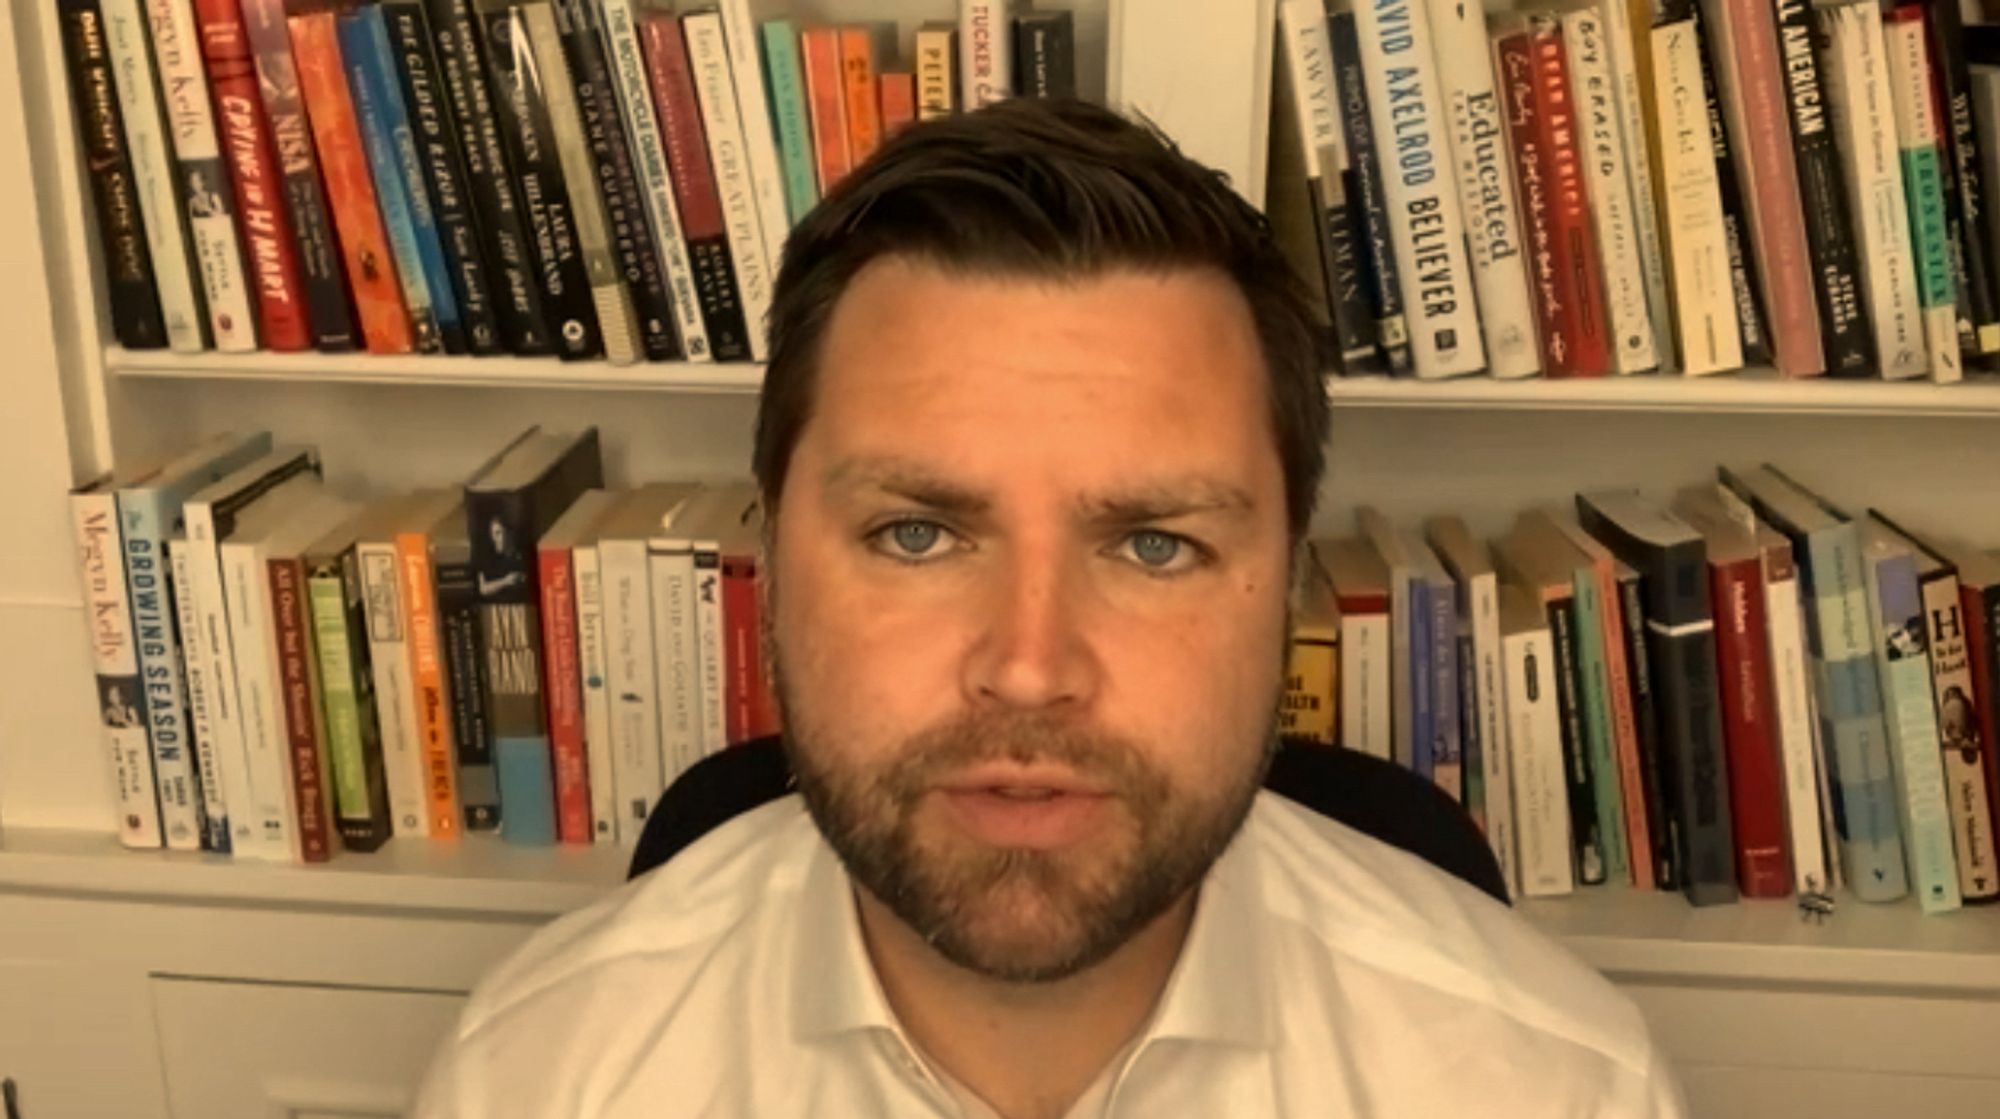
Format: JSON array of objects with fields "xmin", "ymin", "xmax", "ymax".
[{"xmin": 414, "ymin": 793, "xmax": 1687, "ymax": 1118}]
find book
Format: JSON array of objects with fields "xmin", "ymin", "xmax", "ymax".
[
  {"xmin": 1884, "ymin": 5, "xmax": 1966, "ymax": 382},
  {"xmin": 683, "ymin": 9, "xmax": 774, "ymax": 363},
  {"xmin": 799, "ymin": 26, "xmax": 851, "ymax": 194},
  {"xmin": 1013, "ymin": 10, "xmax": 1075, "ymax": 100},
  {"xmin": 648, "ymin": 488, "xmax": 713, "ymax": 782},
  {"xmin": 840, "ymin": 25, "xmax": 889, "ymax": 168},
  {"xmin": 433, "ymin": 504, "xmax": 493, "ymax": 829},
  {"xmin": 537, "ymin": 488, "xmax": 620, "ymax": 843},
  {"xmin": 395, "ymin": 490, "xmax": 467, "ymax": 837},
  {"xmin": 959, "ymin": 0, "xmax": 1011, "ymax": 109},
  {"xmin": 60, "ymin": 0, "xmax": 170, "ymax": 350},
  {"xmin": 1427, "ymin": 515, "xmax": 1513, "ymax": 884},
  {"xmin": 1688, "ymin": 2, "xmax": 1775, "ymax": 369},
  {"xmin": 1594, "ymin": 0, "xmax": 1676, "ymax": 373},
  {"xmin": 1560, "ymin": 7, "xmax": 1659, "ymax": 375},
  {"xmin": 1285, "ymin": 547, "xmax": 1341, "ymax": 746},
  {"xmin": 1328, "ymin": 8, "xmax": 1413, "ymax": 374},
  {"xmin": 351, "ymin": 494, "xmax": 430, "ymax": 838},
  {"xmin": 304, "ymin": 510, "xmax": 393, "ymax": 852},
  {"xmin": 1320, "ymin": 537, "xmax": 1392, "ymax": 762},
  {"xmin": 570, "ymin": 520, "xmax": 617, "ymax": 840},
  {"xmin": 915, "ymin": 23, "xmax": 956, "ymax": 120},
  {"xmin": 1611, "ymin": 556, "xmax": 1682, "ymax": 888},
  {"xmin": 1356, "ymin": 507, "xmax": 1424, "ymax": 774},
  {"xmin": 712, "ymin": 0, "xmax": 790, "ymax": 281},
  {"xmin": 1576, "ymin": 488, "xmax": 1740, "ymax": 906},
  {"xmin": 1645, "ymin": 16, "xmax": 1742, "ymax": 375},
  {"xmin": 760, "ymin": 19, "xmax": 819, "ymax": 229},
  {"xmin": 880, "ymin": 72, "xmax": 916, "ymax": 139},
  {"xmin": 1719, "ymin": 465, "xmax": 1908, "ymax": 902},
  {"xmin": 166, "ymin": 539, "xmax": 220, "ymax": 844},
  {"xmin": 264, "ymin": 494, "xmax": 359, "ymax": 862},
  {"xmin": 1922, "ymin": 0, "xmax": 2000, "ymax": 360},
  {"xmin": 1499, "ymin": 582, "xmax": 1574, "ymax": 898},
  {"xmin": 98, "ymin": 0, "xmax": 207, "ymax": 350}
]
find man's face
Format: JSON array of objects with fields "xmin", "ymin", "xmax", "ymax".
[{"xmin": 768, "ymin": 258, "xmax": 1293, "ymax": 983}]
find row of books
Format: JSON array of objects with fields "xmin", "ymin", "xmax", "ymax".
[
  {"xmin": 71, "ymin": 426, "xmax": 778, "ymax": 862},
  {"xmin": 1271, "ymin": 0, "xmax": 2000, "ymax": 384},
  {"xmin": 1281, "ymin": 475, "xmax": 2000, "ymax": 913},
  {"xmin": 60, "ymin": 0, "xmax": 1076, "ymax": 361}
]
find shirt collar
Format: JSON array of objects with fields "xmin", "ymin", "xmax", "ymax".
[{"xmin": 787, "ymin": 795, "xmax": 1278, "ymax": 1051}]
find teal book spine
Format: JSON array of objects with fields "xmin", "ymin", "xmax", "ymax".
[
  {"xmin": 1569, "ymin": 563, "xmax": 1629, "ymax": 884},
  {"xmin": 761, "ymin": 19, "xmax": 819, "ymax": 225},
  {"xmin": 1864, "ymin": 547, "xmax": 1960, "ymax": 913}
]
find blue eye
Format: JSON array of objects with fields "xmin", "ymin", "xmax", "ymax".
[
  {"xmin": 1119, "ymin": 530, "xmax": 1209, "ymax": 575},
  {"xmin": 1129, "ymin": 530, "xmax": 1182, "ymax": 567},
  {"xmin": 869, "ymin": 519, "xmax": 956, "ymax": 561}
]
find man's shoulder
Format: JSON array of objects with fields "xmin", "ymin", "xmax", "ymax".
[{"xmin": 1237, "ymin": 792, "xmax": 1655, "ymax": 1075}]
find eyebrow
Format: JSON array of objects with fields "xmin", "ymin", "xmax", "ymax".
[{"xmin": 822, "ymin": 456, "xmax": 1259, "ymax": 525}]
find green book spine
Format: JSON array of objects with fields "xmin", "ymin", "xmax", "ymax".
[
  {"xmin": 308, "ymin": 568, "xmax": 382, "ymax": 849},
  {"xmin": 1569, "ymin": 565, "xmax": 1629, "ymax": 884},
  {"xmin": 761, "ymin": 19, "xmax": 819, "ymax": 225}
]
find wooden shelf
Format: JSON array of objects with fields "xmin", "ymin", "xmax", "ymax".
[
  {"xmin": 104, "ymin": 347, "xmax": 767, "ymax": 394},
  {"xmin": 1325, "ymin": 372, "xmax": 2000, "ymax": 416}
]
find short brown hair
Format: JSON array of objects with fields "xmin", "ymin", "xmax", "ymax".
[{"xmin": 752, "ymin": 98, "xmax": 1330, "ymax": 543}]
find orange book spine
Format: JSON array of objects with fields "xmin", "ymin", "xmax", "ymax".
[
  {"xmin": 1594, "ymin": 564, "xmax": 1653, "ymax": 889},
  {"xmin": 286, "ymin": 8, "xmax": 413, "ymax": 354},
  {"xmin": 801, "ymin": 27, "xmax": 850, "ymax": 192},
  {"xmin": 839, "ymin": 27, "xmax": 883, "ymax": 166},
  {"xmin": 880, "ymin": 72, "xmax": 916, "ymax": 140},
  {"xmin": 398, "ymin": 529, "xmax": 462, "ymax": 838}
]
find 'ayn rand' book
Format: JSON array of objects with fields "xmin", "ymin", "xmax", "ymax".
[
  {"xmin": 59, "ymin": 0, "xmax": 170, "ymax": 350},
  {"xmin": 1327, "ymin": 9, "xmax": 1413, "ymax": 375}
]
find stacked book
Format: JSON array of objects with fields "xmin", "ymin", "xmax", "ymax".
[
  {"xmin": 1270, "ymin": 0, "xmax": 2000, "ymax": 384},
  {"xmin": 57, "ymin": 0, "xmax": 1078, "ymax": 361},
  {"xmin": 70, "ymin": 425, "xmax": 789, "ymax": 860},
  {"xmin": 1282, "ymin": 477, "xmax": 2000, "ymax": 913}
]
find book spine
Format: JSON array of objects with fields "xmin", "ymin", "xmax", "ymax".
[
  {"xmin": 464, "ymin": 491, "xmax": 556, "ymax": 845},
  {"xmin": 799, "ymin": 27, "xmax": 851, "ymax": 194},
  {"xmin": 356, "ymin": 540, "xmax": 427, "ymax": 837},
  {"xmin": 340, "ymin": 8, "xmax": 445, "ymax": 352},
  {"xmin": 1570, "ymin": 569, "xmax": 1629, "ymax": 883},
  {"xmin": 309, "ymin": 556, "xmax": 391, "ymax": 852},
  {"xmin": 1618, "ymin": 569, "xmax": 1680, "ymax": 889},
  {"xmin": 915, "ymin": 26, "xmax": 956, "ymax": 120},
  {"xmin": 1975, "ymin": 585, "xmax": 2000, "ymax": 888},
  {"xmin": 601, "ymin": 0, "xmax": 710, "ymax": 359},
  {"xmin": 715, "ymin": 0, "xmax": 789, "ymax": 279},
  {"xmin": 1599, "ymin": 0, "xmax": 1677, "ymax": 372},
  {"xmin": 1470, "ymin": 577, "xmax": 1512, "ymax": 890},
  {"xmin": 59, "ymin": 0, "xmax": 169, "ymax": 350},
  {"xmin": 721, "ymin": 552, "xmax": 759, "ymax": 747},
  {"xmin": 1425, "ymin": 0, "xmax": 1538, "ymax": 380},
  {"xmin": 693, "ymin": 548, "xmax": 725, "ymax": 757},
  {"xmin": 1920, "ymin": 575, "xmax": 2000, "ymax": 900},
  {"xmin": 1925, "ymin": 0, "xmax": 2000, "ymax": 358},
  {"xmin": 72, "ymin": 492, "xmax": 162, "ymax": 847},
  {"xmin": 222, "ymin": 537, "xmax": 297, "ymax": 859},
  {"xmin": 600, "ymin": 539, "xmax": 660, "ymax": 840},
  {"xmin": 194, "ymin": 0, "xmax": 310, "ymax": 351},
  {"xmin": 959, "ymin": 0, "xmax": 1011, "ymax": 109},
  {"xmin": 168, "ymin": 538, "xmax": 229, "ymax": 850},
  {"xmin": 240, "ymin": 0, "xmax": 356, "ymax": 351},
  {"xmin": 1409, "ymin": 574, "xmax": 1434, "ymax": 780},
  {"xmin": 760, "ymin": 20, "xmax": 818, "ymax": 229},
  {"xmin": 1429, "ymin": 580, "xmax": 1462, "ymax": 800},
  {"xmin": 1885, "ymin": 7, "xmax": 1966, "ymax": 383},
  {"xmin": 435, "ymin": 549, "xmax": 496, "ymax": 829},
  {"xmin": 641, "ymin": 12, "xmax": 751, "ymax": 361},
  {"xmin": 649, "ymin": 546, "xmax": 700, "ymax": 784},
  {"xmin": 683, "ymin": 11, "xmax": 773, "ymax": 363},
  {"xmin": 554, "ymin": 0, "xmax": 677, "ymax": 361},
  {"xmin": 1595, "ymin": 568, "xmax": 1652, "ymax": 889},
  {"xmin": 1506, "ymin": 624, "xmax": 1576, "ymax": 896},
  {"xmin": 1764, "ymin": 554, "xmax": 1831, "ymax": 895},
  {"xmin": 146, "ymin": 0, "xmax": 259, "ymax": 350},
  {"xmin": 269, "ymin": 556, "xmax": 332, "ymax": 862},
  {"xmin": 882, "ymin": 73, "xmax": 918, "ymax": 139},
  {"xmin": 1351, "ymin": 0, "xmax": 1485, "ymax": 378},
  {"xmin": 1698, "ymin": 13, "xmax": 1776, "ymax": 368},
  {"xmin": 1772, "ymin": 0, "xmax": 1872, "ymax": 376},
  {"xmin": 186, "ymin": 516, "xmax": 252, "ymax": 855},
  {"xmin": 1281, "ymin": 632, "xmax": 1340, "ymax": 745},
  {"xmin": 1710, "ymin": 554, "xmax": 1792, "ymax": 896},
  {"xmin": 396, "ymin": 530, "xmax": 462, "ymax": 837},
  {"xmin": 1339, "ymin": 605, "xmax": 1392, "ymax": 760},
  {"xmin": 1655, "ymin": 610, "xmax": 1742, "ymax": 904},
  {"xmin": 1866, "ymin": 552, "xmax": 1962, "ymax": 911},
  {"xmin": 1564, "ymin": 10, "xmax": 1659, "ymax": 374},
  {"xmin": 1547, "ymin": 598, "xmax": 1605, "ymax": 883},
  {"xmin": 99, "ymin": 0, "xmax": 206, "ymax": 350},
  {"xmin": 538, "ymin": 538, "xmax": 591, "ymax": 843},
  {"xmin": 1532, "ymin": 18, "xmax": 1616, "ymax": 377},
  {"xmin": 117, "ymin": 492, "xmax": 202, "ymax": 849},
  {"xmin": 840, "ymin": 28, "xmax": 883, "ymax": 167},
  {"xmin": 1495, "ymin": 30, "xmax": 1566, "ymax": 377},
  {"xmin": 384, "ymin": 0, "xmax": 502, "ymax": 354},
  {"xmin": 1815, "ymin": 2, "xmax": 1929, "ymax": 382},
  {"xmin": 476, "ymin": 0, "xmax": 601, "ymax": 359},
  {"xmin": 1328, "ymin": 11, "xmax": 1413, "ymax": 374},
  {"xmin": 287, "ymin": 8, "xmax": 416, "ymax": 354},
  {"xmin": 1646, "ymin": 20, "xmax": 1742, "ymax": 375},
  {"xmin": 572, "ymin": 541, "xmax": 618, "ymax": 840},
  {"xmin": 1454, "ymin": 626, "xmax": 1480, "ymax": 819}
]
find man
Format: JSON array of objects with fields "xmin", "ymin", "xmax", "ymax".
[{"xmin": 416, "ymin": 99, "xmax": 1685, "ymax": 1118}]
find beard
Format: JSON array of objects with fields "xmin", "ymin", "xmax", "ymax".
[{"xmin": 778, "ymin": 686, "xmax": 1278, "ymax": 984}]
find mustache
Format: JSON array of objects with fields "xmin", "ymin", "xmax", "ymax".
[{"xmin": 873, "ymin": 712, "xmax": 1161, "ymax": 800}]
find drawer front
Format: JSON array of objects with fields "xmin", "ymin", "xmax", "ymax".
[{"xmin": 151, "ymin": 976, "xmax": 465, "ymax": 1119}]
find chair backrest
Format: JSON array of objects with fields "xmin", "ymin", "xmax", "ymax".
[{"xmin": 627, "ymin": 736, "xmax": 1511, "ymax": 906}]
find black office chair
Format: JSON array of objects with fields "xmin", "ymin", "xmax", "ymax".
[{"xmin": 627, "ymin": 735, "xmax": 1512, "ymax": 906}]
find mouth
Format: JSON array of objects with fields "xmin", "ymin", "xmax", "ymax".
[{"xmin": 934, "ymin": 766, "xmax": 1116, "ymax": 849}]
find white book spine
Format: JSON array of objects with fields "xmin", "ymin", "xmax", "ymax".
[
  {"xmin": 99, "ymin": 0, "xmax": 204, "ymax": 351},
  {"xmin": 220, "ymin": 538, "xmax": 299, "ymax": 860},
  {"xmin": 960, "ymin": 0, "xmax": 1013, "ymax": 108},
  {"xmin": 693, "ymin": 554, "xmax": 725, "ymax": 756},
  {"xmin": 72, "ymin": 491, "xmax": 162, "ymax": 848},
  {"xmin": 599, "ymin": 538, "xmax": 660, "ymax": 842},
  {"xmin": 1505, "ymin": 625, "xmax": 1575, "ymax": 897},
  {"xmin": 1763, "ymin": 570, "xmax": 1831, "ymax": 896},
  {"xmin": 1598, "ymin": 0, "xmax": 1676, "ymax": 373},
  {"xmin": 1424, "ymin": 0, "xmax": 1540, "ymax": 379},
  {"xmin": 718, "ymin": 0, "xmax": 791, "ymax": 280},
  {"xmin": 182, "ymin": 503, "xmax": 269, "ymax": 857},
  {"xmin": 1863, "ymin": 554, "xmax": 1962, "ymax": 913},
  {"xmin": 169, "ymin": 538, "xmax": 230, "ymax": 849},
  {"xmin": 1563, "ymin": 9, "xmax": 1658, "ymax": 374},
  {"xmin": 1914, "ymin": 572, "xmax": 1998, "ymax": 899},
  {"xmin": 356, "ymin": 540, "xmax": 427, "ymax": 838},
  {"xmin": 685, "ymin": 11, "xmax": 774, "ymax": 362},
  {"xmin": 1649, "ymin": 20, "xmax": 1743, "ymax": 375},
  {"xmin": 1819, "ymin": 3, "xmax": 1928, "ymax": 382},
  {"xmin": 599, "ymin": 0, "xmax": 711, "ymax": 361},
  {"xmin": 143, "ymin": 0, "xmax": 257, "ymax": 351},
  {"xmin": 649, "ymin": 545, "xmax": 701, "ymax": 783},
  {"xmin": 1468, "ymin": 573, "xmax": 1514, "ymax": 898},
  {"xmin": 118, "ymin": 511, "xmax": 202, "ymax": 850},
  {"xmin": 1351, "ymin": 0, "xmax": 1485, "ymax": 378},
  {"xmin": 573, "ymin": 542, "xmax": 619, "ymax": 843},
  {"xmin": 1883, "ymin": 14, "xmax": 1963, "ymax": 384},
  {"xmin": 1339, "ymin": 611, "xmax": 1393, "ymax": 761}
]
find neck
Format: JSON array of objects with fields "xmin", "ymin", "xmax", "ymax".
[{"xmin": 853, "ymin": 887, "xmax": 1197, "ymax": 1119}]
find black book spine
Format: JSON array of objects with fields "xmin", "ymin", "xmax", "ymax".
[
  {"xmin": 1013, "ymin": 12, "xmax": 1074, "ymax": 100},
  {"xmin": 1695, "ymin": 11, "xmax": 1775, "ymax": 367},
  {"xmin": 385, "ymin": 0, "xmax": 502, "ymax": 354},
  {"xmin": 59, "ymin": 0, "xmax": 168, "ymax": 350},
  {"xmin": 475, "ymin": 0, "xmax": 600, "ymax": 359},
  {"xmin": 1547, "ymin": 599, "xmax": 1607, "ymax": 886},
  {"xmin": 1653, "ymin": 617, "xmax": 1740, "ymax": 905},
  {"xmin": 436, "ymin": 551, "xmax": 498, "ymax": 829},
  {"xmin": 1775, "ymin": 0, "xmax": 1872, "ymax": 376},
  {"xmin": 1456, "ymin": 626, "xmax": 1482, "ymax": 814},
  {"xmin": 1314, "ymin": 166, "xmax": 1385, "ymax": 376},
  {"xmin": 1327, "ymin": 11, "xmax": 1413, "ymax": 375},
  {"xmin": 556, "ymin": 0, "xmax": 679, "ymax": 360},
  {"xmin": 1926, "ymin": 0, "xmax": 2000, "ymax": 359},
  {"xmin": 425, "ymin": 0, "xmax": 553, "ymax": 354},
  {"xmin": 1616, "ymin": 570, "xmax": 1679, "ymax": 890}
]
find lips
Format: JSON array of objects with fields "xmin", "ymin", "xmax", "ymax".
[{"xmin": 934, "ymin": 766, "xmax": 1115, "ymax": 849}]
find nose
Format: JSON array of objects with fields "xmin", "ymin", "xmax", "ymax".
[{"xmin": 960, "ymin": 544, "xmax": 1102, "ymax": 713}]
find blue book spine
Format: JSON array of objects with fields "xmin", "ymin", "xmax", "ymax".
[
  {"xmin": 341, "ymin": 8, "xmax": 444, "ymax": 353},
  {"xmin": 761, "ymin": 19, "xmax": 819, "ymax": 225},
  {"xmin": 1868, "ymin": 547, "xmax": 1960, "ymax": 913},
  {"xmin": 1428, "ymin": 574, "xmax": 1461, "ymax": 801},
  {"xmin": 1570, "ymin": 567, "xmax": 1629, "ymax": 884},
  {"xmin": 1408, "ymin": 573, "xmax": 1433, "ymax": 781}
]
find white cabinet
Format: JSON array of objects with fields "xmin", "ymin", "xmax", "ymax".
[{"xmin": 0, "ymin": 959, "xmax": 166, "ymax": 1119}]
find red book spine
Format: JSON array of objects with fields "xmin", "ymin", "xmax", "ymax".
[
  {"xmin": 1496, "ymin": 31, "xmax": 1572, "ymax": 376},
  {"xmin": 880, "ymin": 73, "xmax": 916, "ymax": 140},
  {"xmin": 840, "ymin": 27, "xmax": 882, "ymax": 166},
  {"xmin": 195, "ymin": 0, "xmax": 308, "ymax": 350},
  {"xmin": 800, "ymin": 27, "xmax": 851, "ymax": 193},
  {"xmin": 269, "ymin": 556, "xmax": 332, "ymax": 863},
  {"xmin": 642, "ymin": 14, "xmax": 725, "ymax": 239},
  {"xmin": 1961, "ymin": 583, "xmax": 2000, "ymax": 856},
  {"xmin": 721, "ymin": 553, "xmax": 758, "ymax": 747},
  {"xmin": 538, "ymin": 541, "xmax": 590, "ymax": 844},
  {"xmin": 287, "ymin": 9, "xmax": 413, "ymax": 354},
  {"xmin": 1710, "ymin": 555, "xmax": 1790, "ymax": 897},
  {"xmin": 1527, "ymin": 18, "xmax": 1611, "ymax": 377}
]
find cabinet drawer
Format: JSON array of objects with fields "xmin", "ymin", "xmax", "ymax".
[{"xmin": 151, "ymin": 976, "xmax": 464, "ymax": 1119}]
